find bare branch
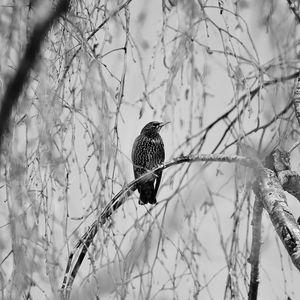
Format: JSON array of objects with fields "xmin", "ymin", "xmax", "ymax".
[
  {"xmin": 253, "ymin": 169, "xmax": 300, "ymax": 271},
  {"xmin": 0, "ymin": 0, "xmax": 70, "ymax": 148},
  {"xmin": 62, "ymin": 0, "xmax": 133, "ymax": 80},
  {"xmin": 60, "ymin": 153, "xmax": 262, "ymax": 299},
  {"xmin": 248, "ymin": 198, "xmax": 263, "ymax": 300},
  {"xmin": 292, "ymin": 75, "xmax": 300, "ymax": 126},
  {"xmin": 265, "ymin": 148, "xmax": 300, "ymax": 202},
  {"xmin": 287, "ymin": 0, "xmax": 300, "ymax": 22}
]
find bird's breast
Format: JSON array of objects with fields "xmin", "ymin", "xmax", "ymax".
[{"xmin": 132, "ymin": 134, "xmax": 165, "ymax": 171}]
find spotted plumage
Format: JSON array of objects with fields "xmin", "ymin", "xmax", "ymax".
[{"xmin": 131, "ymin": 121, "xmax": 167, "ymax": 205}]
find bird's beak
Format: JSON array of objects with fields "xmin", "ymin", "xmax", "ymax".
[{"xmin": 158, "ymin": 122, "xmax": 170, "ymax": 130}]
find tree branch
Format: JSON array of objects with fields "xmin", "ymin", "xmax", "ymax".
[
  {"xmin": 60, "ymin": 153, "xmax": 262, "ymax": 299},
  {"xmin": 265, "ymin": 148, "xmax": 300, "ymax": 202},
  {"xmin": 287, "ymin": 0, "xmax": 300, "ymax": 23},
  {"xmin": 248, "ymin": 198, "xmax": 263, "ymax": 300},
  {"xmin": 0, "ymin": 0, "xmax": 70, "ymax": 148},
  {"xmin": 292, "ymin": 74, "xmax": 300, "ymax": 126},
  {"xmin": 253, "ymin": 169, "xmax": 300, "ymax": 271}
]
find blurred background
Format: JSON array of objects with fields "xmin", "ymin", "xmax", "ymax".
[{"xmin": 0, "ymin": 0, "xmax": 300, "ymax": 299}]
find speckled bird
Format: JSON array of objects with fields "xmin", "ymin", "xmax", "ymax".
[{"xmin": 131, "ymin": 121, "xmax": 168, "ymax": 205}]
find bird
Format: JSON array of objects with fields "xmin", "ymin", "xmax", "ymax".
[{"xmin": 131, "ymin": 121, "xmax": 168, "ymax": 205}]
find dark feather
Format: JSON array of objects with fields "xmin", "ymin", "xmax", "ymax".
[{"xmin": 131, "ymin": 121, "xmax": 166, "ymax": 205}]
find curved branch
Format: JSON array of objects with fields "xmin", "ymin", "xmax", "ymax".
[
  {"xmin": 60, "ymin": 153, "xmax": 261, "ymax": 299},
  {"xmin": 0, "ymin": 0, "xmax": 70, "ymax": 148}
]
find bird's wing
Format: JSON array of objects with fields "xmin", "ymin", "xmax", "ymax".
[
  {"xmin": 154, "ymin": 170, "xmax": 162, "ymax": 196},
  {"xmin": 131, "ymin": 136, "xmax": 145, "ymax": 179},
  {"xmin": 154, "ymin": 141, "xmax": 165, "ymax": 196}
]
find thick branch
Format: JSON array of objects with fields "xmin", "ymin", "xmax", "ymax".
[
  {"xmin": 287, "ymin": 0, "xmax": 300, "ymax": 23},
  {"xmin": 0, "ymin": 0, "xmax": 70, "ymax": 148},
  {"xmin": 248, "ymin": 198, "xmax": 263, "ymax": 300},
  {"xmin": 253, "ymin": 169, "xmax": 300, "ymax": 271},
  {"xmin": 292, "ymin": 75, "xmax": 300, "ymax": 126},
  {"xmin": 265, "ymin": 148, "xmax": 300, "ymax": 202}
]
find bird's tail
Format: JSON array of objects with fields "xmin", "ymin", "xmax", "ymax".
[{"xmin": 138, "ymin": 181, "xmax": 157, "ymax": 205}]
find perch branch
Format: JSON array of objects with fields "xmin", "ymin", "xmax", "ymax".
[{"xmin": 60, "ymin": 153, "xmax": 262, "ymax": 299}]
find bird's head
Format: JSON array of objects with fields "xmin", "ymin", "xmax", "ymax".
[{"xmin": 141, "ymin": 121, "xmax": 169, "ymax": 136}]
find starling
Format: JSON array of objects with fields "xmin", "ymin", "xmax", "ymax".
[{"xmin": 131, "ymin": 121, "xmax": 168, "ymax": 205}]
